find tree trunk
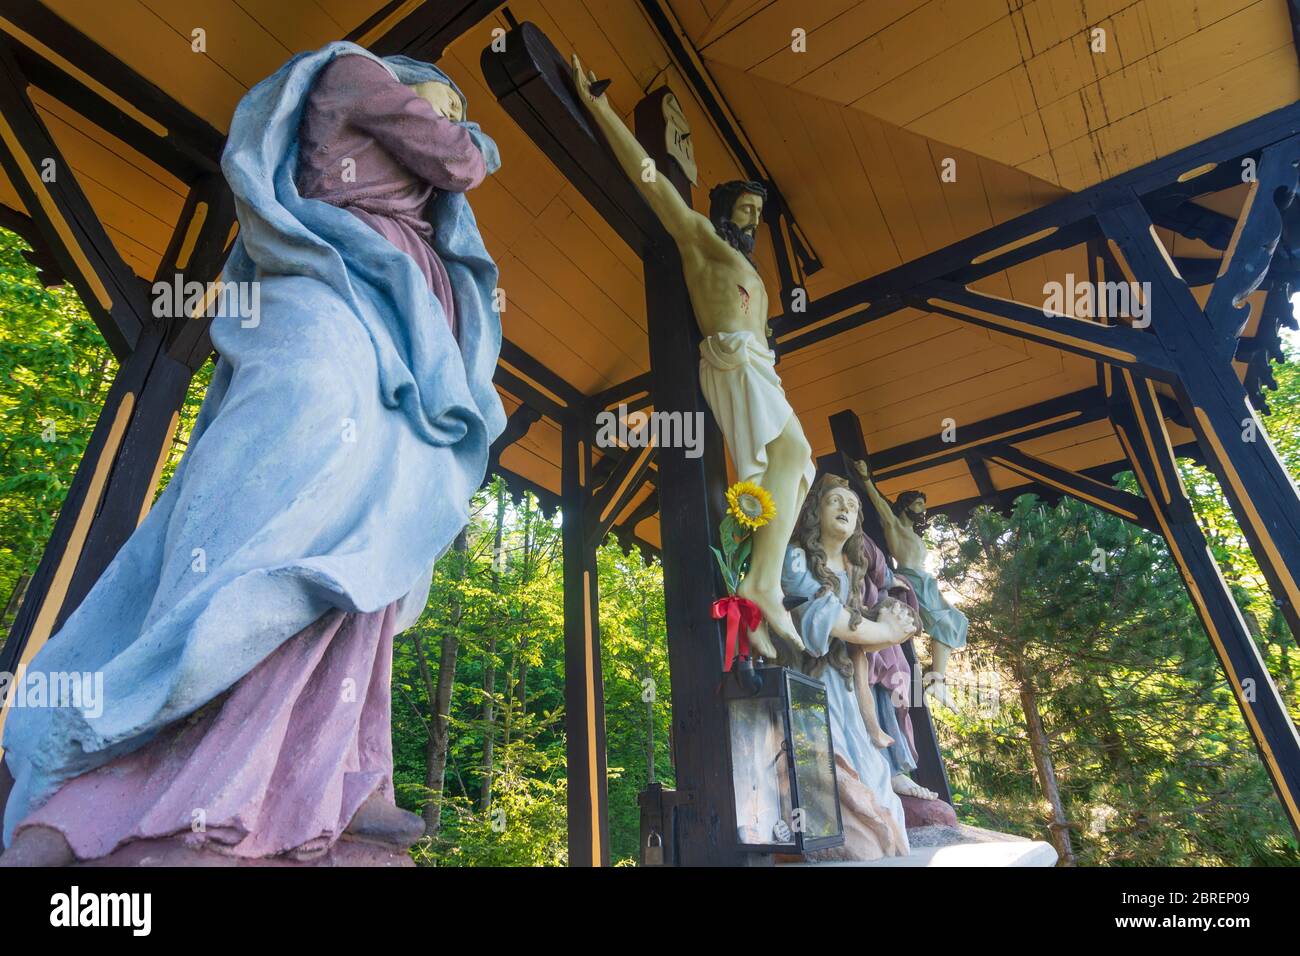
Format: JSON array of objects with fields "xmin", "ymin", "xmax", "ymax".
[
  {"xmin": 423, "ymin": 527, "xmax": 468, "ymax": 835},
  {"xmin": 515, "ymin": 496, "xmax": 534, "ymax": 715},
  {"xmin": 479, "ymin": 481, "xmax": 506, "ymax": 809},
  {"xmin": 1013, "ymin": 651, "xmax": 1076, "ymax": 865}
]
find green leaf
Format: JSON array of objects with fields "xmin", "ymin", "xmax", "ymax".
[{"xmin": 710, "ymin": 545, "xmax": 737, "ymax": 595}]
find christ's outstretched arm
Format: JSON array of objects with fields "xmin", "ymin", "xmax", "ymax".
[{"xmin": 571, "ymin": 54, "xmax": 709, "ymax": 247}]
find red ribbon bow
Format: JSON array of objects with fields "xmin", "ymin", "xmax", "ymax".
[{"xmin": 711, "ymin": 595, "xmax": 762, "ymax": 671}]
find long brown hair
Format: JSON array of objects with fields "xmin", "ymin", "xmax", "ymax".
[
  {"xmin": 791, "ymin": 475, "xmax": 886, "ymax": 678},
  {"xmin": 792, "ymin": 475, "xmax": 879, "ymax": 628}
]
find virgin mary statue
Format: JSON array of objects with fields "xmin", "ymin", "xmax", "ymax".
[{"xmin": 0, "ymin": 41, "xmax": 504, "ymax": 865}]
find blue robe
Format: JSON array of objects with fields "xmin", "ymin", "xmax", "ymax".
[
  {"xmin": 782, "ymin": 546, "xmax": 909, "ymax": 841},
  {"xmin": 2, "ymin": 42, "xmax": 505, "ymax": 841}
]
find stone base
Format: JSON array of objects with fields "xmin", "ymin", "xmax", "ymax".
[
  {"xmin": 780, "ymin": 822, "xmax": 1058, "ymax": 867},
  {"xmin": 74, "ymin": 836, "xmax": 415, "ymax": 867},
  {"xmin": 900, "ymin": 795, "xmax": 958, "ymax": 828}
]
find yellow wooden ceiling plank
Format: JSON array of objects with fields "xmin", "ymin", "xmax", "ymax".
[
  {"xmin": 780, "ymin": 312, "xmax": 965, "ymax": 390},
  {"xmin": 861, "ymin": 359, "xmax": 1094, "ymax": 450},
  {"xmin": 133, "ymin": 0, "xmax": 296, "ymax": 88},
  {"xmin": 499, "ymin": 257, "xmax": 646, "ymax": 386},
  {"xmin": 513, "ymin": 220, "xmax": 649, "ymax": 346},
  {"xmin": 852, "ymin": 16, "xmax": 1024, "ymax": 130},
  {"xmin": 29, "ymin": 90, "xmax": 185, "ymax": 201},
  {"xmin": 494, "ymin": 279, "xmax": 623, "ymax": 396},
  {"xmin": 35, "ymin": 103, "xmax": 185, "ymax": 245},
  {"xmin": 534, "ymin": 197, "xmax": 646, "ymax": 327},
  {"xmin": 539, "ymin": 0, "xmax": 643, "ymax": 109},
  {"xmin": 103, "ymin": 221, "xmax": 162, "ymax": 279},
  {"xmin": 708, "ymin": 0, "xmax": 905, "ymax": 76},
  {"xmin": 791, "ymin": 0, "xmax": 1008, "ymax": 106},
  {"xmin": 582, "ymin": 0, "xmax": 675, "ymax": 91},
  {"xmin": 228, "ymin": 0, "xmax": 343, "ymax": 50},
  {"xmin": 908, "ymin": 68, "xmax": 1051, "ymax": 172},
  {"xmin": 789, "ymin": 333, "xmax": 1022, "ymax": 416},
  {"xmin": 843, "ymin": 112, "xmax": 928, "ymax": 265},
  {"xmin": 776, "ymin": 306, "xmax": 931, "ymax": 377},
  {"xmin": 43, "ymin": 0, "xmax": 245, "ymax": 133}
]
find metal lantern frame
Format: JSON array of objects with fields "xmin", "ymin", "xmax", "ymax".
[{"xmin": 724, "ymin": 664, "xmax": 845, "ymax": 855}]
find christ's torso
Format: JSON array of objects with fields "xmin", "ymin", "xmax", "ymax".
[{"xmin": 679, "ymin": 220, "xmax": 770, "ymax": 339}]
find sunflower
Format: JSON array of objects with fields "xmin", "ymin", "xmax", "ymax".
[{"xmin": 726, "ymin": 481, "xmax": 776, "ymax": 530}]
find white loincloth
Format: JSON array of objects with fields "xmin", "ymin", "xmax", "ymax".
[{"xmin": 699, "ymin": 330, "xmax": 815, "ymax": 500}]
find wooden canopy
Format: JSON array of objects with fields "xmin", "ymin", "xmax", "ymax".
[{"xmin": 2, "ymin": 0, "xmax": 1297, "ymax": 554}]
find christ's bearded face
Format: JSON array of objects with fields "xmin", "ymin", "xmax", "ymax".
[
  {"xmin": 720, "ymin": 192, "xmax": 763, "ymax": 257},
  {"xmin": 907, "ymin": 496, "xmax": 927, "ymax": 518},
  {"xmin": 411, "ymin": 80, "xmax": 465, "ymax": 121}
]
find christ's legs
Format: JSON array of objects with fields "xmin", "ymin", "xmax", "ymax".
[
  {"xmin": 925, "ymin": 642, "xmax": 957, "ymax": 711},
  {"xmin": 737, "ymin": 416, "xmax": 810, "ymax": 652}
]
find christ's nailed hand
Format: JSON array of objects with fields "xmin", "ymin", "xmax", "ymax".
[
  {"xmin": 571, "ymin": 53, "xmax": 608, "ymax": 113},
  {"xmin": 853, "ymin": 459, "xmax": 872, "ymax": 483}
]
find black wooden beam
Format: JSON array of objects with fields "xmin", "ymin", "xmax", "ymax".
[
  {"xmin": 158, "ymin": 173, "xmax": 238, "ymax": 371},
  {"xmin": 586, "ymin": 444, "xmax": 656, "ymax": 551},
  {"xmin": 559, "ymin": 414, "xmax": 611, "ymax": 866},
  {"xmin": 348, "ymin": 0, "xmax": 501, "ymax": 59},
  {"xmin": 870, "ymin": 387, "xmax": 1110, "ymax": 481},
  {"xmin": 493, "ymin": 363, "xmax": 565, "ymax": 423},
  {"xmin": 1098, "ymin": 194, "xmax": 1300, "ymax": 642},
  {"xmin": 0, "ymin": 36, "xmax": 150, "ymax": 357},
  {"xmin": 487, "ymin": 401, "xmax": 542, "ymax": 476},
  {"xmin": 1110, "ymin": 369, "xmax": 1300, "ymax": 838},
  {"xmin": 914, "ymin": 280, "xmax": 1177, "ymax": 379},
  {"xmin": 773, "ymin": 101, "xmax": 1300, "ymax": 343},
  {"xmin": 0, "ymin": 0, "xmax": 224, "ymax": 180},
  {"xmin": 1204, "ymin": 135, "xmax": 1300, "ymax": 340},
  {"xmin": 499, "ymin": 337, "xmax": 585, "ymax": 409},
  {"xmin": 981, "ymin": 444, "xmax": 1156, "ymax": 532},
  {"xmin": 590, "ymin": 371, "xmax": 652, "ymax": 410}
]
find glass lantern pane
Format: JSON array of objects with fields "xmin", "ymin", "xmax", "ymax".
[
  {"xmin": 787, "ymin": 677, "xmax": 840, "ymax": 842},
  {"xmin": 729, "ymin": 696, "xmax": 795, "ymax": 847}
]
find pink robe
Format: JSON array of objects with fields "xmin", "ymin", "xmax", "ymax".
[{"xmin": 297, "ymin": 53, "xmax": 487, "ymax": 330}]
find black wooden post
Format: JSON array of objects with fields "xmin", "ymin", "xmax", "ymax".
[
  {"xmin": 1110, "ymin": 369, "xmax": 1300, "ymax": 835},
  {"xmin": 559, "ymin": 415, "xmax": 611, "ymax": 866},
  {"xmin": 641, "ymin": 245, "xmax": 750, "ymax": 866},
  {"xmin": 482, "ymin": 23, "xmax": 751, "ymax": 865},
  {"xmin": 633, "ymin": 93, "xmax": 754, "ymax": 867},
  {"xmin": 825, "ymin": 409, "xmax": 953, "ymax": 803},
  {"xmin": 0, "ymin": 44, "xmax": 230, "ymax": 693},
  {"xmin": 0, "ymin": 175, "xmax": 235, "ymax": 678}
]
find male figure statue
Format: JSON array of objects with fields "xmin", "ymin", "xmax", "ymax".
[
  {"xmin": 573, "ymin": 54, "xmax": 814, "ymax": 657},
  {"xmin": 853, "ymin": 461, "xmax": 968, "ymax": 709}
]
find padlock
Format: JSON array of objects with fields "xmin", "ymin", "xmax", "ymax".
[{"xmin": 644, "ymin": 828, "xmax": 664, "ymax": 866}]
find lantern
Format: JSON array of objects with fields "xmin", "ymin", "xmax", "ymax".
[{"xmin": 725, "ymin": 662, "xmax": 844, "ymax": 854}]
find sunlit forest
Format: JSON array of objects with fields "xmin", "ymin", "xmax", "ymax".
[{"xmin": 1, "ymin": 225, "xmax": 1297, "ymax": 865}]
